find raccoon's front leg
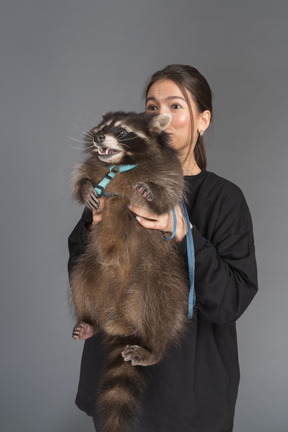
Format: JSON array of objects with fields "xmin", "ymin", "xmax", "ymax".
[
  {"xmin": 133, "ymin": 181, "xmax": 176, "ymax": 214},
  {"xmin": 78, "ymin": 179, "xmax": 100, "ymax": 211},
  {"xmin": 133, "ymin": 182, "xmax": 153, "ymax": 202},
  {"xmin": 121, "ymin": 345, "xmax": 161, "ymax": 366}
]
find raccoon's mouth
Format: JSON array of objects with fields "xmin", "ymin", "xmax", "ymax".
[{"xmin": 97, "ymin": 146, "xmax": 121, "ymax": 157}]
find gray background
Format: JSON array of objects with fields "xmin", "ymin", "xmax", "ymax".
[{"xmin": 1, "ymin": 1, "xmax": 287, "ymax": 431}]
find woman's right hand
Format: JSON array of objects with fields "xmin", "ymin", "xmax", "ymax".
[{"xmin": 92, "ymin": 197, "xmax": 105, "ymax": 225}]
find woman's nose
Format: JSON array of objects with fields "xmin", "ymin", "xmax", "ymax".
[{"xmin": 158, "ymin": 105, "xmax": 169, "ymax": 115}]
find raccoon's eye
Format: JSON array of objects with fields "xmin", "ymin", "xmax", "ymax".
[{"xmin": 115, "ymin": 129, "xmax": 127, "ymax": 139}]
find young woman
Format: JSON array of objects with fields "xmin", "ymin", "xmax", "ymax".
[{"xmin": 68, "ymin": 64, "xmax": 258, "ymax": 432}]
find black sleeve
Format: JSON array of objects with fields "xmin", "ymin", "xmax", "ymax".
[
  {"xmin": 178, "ymin": 186, "xmax": 258, "ymax": 324},
  {"xmin": 67, "ymin": 208, "xmax": 93, "ymax": 275}
]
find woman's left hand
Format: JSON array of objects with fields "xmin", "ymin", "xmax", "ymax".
[{"xmin": 128, "ymin": 203, "xmax": 189, "ymax": 242}]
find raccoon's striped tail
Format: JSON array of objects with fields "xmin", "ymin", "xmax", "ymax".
[{"xmin": 97, "ymin": 335, "xmax": 146, "ymax": 432}]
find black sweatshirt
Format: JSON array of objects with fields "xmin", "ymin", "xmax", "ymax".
[{"xmin": 68, "ymin": 170, "xmax": 258, "ymax": 432}]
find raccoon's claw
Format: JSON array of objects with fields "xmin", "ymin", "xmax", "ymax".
[
  {"xmin": 72, "ymin": 322, "xmax": 95, "ymax": 340},
  {"xmin": 80, "ymin": 181, "xmax": 100, "ymax": 211},
  {"xmin": 121, "ymin": 345, "xmax": 141, "ymax": 365},
  {"xmin": 86, "ymin": 190, "xmax": 100, "ymax": 211},
  {"xmin": 133, "ymin": 182, "xmax": 153, "ymax": 202},
  {"xmin": 121, "ymin": 344, "xmax": 154, "ymax": 366}
]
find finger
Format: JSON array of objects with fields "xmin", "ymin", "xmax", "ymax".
[
  {"xmin": 135, "ymin": 216, "xmax": 163, "ymax": 230},
  {"xmin": 98, "ymin": 197, "xmax": 105, "ymax": 210},
  {"xmin": 92, "ymin": 214, "xmax": 103, "ymax": 224},
  {"xmin": 136, "ymin": 209, "xmax": 175, "ymax": 233},
  {"xmin": 92, "ymin": 198, "xmax": 105, "ymax": 213},
  {"xmin": 128, "ymin": 204, "xmax": 158, "ymax": 221},
  {"xmin": 92, "ymin": 198, "xmax": 105, "ymax": 224}
]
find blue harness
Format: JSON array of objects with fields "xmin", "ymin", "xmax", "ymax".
[
  {"xmin": 94, "ymin": 166, "xmax": 196, "ymax": 319},
  {"xmin": 94, "ymin": 164, "xmax": 138, "ymax": 197}
]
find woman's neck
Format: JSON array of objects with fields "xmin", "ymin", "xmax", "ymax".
[{"xmin": 181, "ymin": 157, "xmax": 201, "ymax": 176}]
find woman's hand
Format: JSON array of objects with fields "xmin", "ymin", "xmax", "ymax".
[
  {"xmin": 128, "ymin": 203, "xmax": 190, "ymax": 242},
  {"xmin": 91, "ymin": 198, "xmax": 192, "ymax": 242},
  {"xmin": 91, "ymin": 197, "xmax": 105, "ymax": 225}
]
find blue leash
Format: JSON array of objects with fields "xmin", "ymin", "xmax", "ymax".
[
  {"xmin": 162, "ymin": 208, "xmax": 177, "ymax": 241},
  {"xmin": 162, "ymin": 200, "xmax": 196, "ymax": 319},
  {"xmin": 179, "ymin": 199, "xmax": 196, "ymax": 319}
]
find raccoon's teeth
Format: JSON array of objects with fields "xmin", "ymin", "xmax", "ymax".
[
  {"xmin": 106, "ymin": 148, "xmax": 109, "ymax": 155},
  {"xmin": 97, "ymin": 147, "xmax": 107, "ymax": 155}
]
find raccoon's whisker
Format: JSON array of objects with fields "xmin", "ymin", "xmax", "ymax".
[
  {"xmin": 68, "ymin": 136, "xmax": 84, "ymax": 143},
  {"xmin": 70, "ymin": 122, "xmax": 94, "ymax": 138},
  {"xmin": 68, "ymin": 137, "xmax": 95, "ymax": 151},
  {"xmin": 84, "ymin": 137, "xmax": 95, "ymax": 145},
  {"xmin": 84, "ymin": 140, "xmax": 95, "ymax": 146},
  {"xmin": 84, "ymin": 135, "xmax": 94, "ymax": 142},
  {"xmin": 70, "ymin": 122, "xmax": 90, "ymax": 133}
]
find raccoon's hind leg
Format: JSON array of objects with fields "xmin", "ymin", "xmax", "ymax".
[
  {"xmin": 121, "ymin": 344, "xmax": 160, "ymax": 366},
  {"xmin": 72, "ymin": 321, "xmax": 96, "ymax": 340}
]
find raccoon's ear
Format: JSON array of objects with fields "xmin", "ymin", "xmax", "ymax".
[
  {"xmin": 102, "ymin": 113, "xmax": 107, "ymax": 118},
  {"xmin": 149, "ymin": 114, "xmax": 172, "ymax": 135}
]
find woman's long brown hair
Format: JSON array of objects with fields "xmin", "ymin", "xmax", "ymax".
[{"xmin": 144, "ymin": 64, "xmax": 213, "ymax": 170}]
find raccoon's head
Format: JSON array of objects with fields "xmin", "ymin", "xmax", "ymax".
[{"xmin": 85, "ymin": 111, "xmax": 172, "ymax": 165}]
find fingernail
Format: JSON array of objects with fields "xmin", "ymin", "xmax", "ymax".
[
  {"xmin": 136, "ymin": 216, "xmax": 141, "ymax": 222},
  {"xmin": 128, "ymin": 204, "xmax": 132, "ymax": 209}
]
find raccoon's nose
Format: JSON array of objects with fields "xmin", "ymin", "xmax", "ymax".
[{"xmin": 95, "ymin": 133, "xmax": 105, "ymax": 143}]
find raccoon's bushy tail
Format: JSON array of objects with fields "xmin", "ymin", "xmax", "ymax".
[{"xmin": 97, "ymin": 336, "xmax": 146, "ymax": 432}]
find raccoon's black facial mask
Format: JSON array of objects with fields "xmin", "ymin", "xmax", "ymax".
[{"xmin": 93, "ymin": 128, "xmax": 128, "ymax": 163}]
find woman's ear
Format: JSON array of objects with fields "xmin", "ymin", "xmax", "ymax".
[{"xmin": 199, "ymin": 110, "xmax": 211, "ymax": 133}]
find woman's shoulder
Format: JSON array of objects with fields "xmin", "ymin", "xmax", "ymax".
[
  {"xmin": 203, "ymin": 171, "xmax": 253, "ymax": 230},
  {"xmin": 205, "ymin": 170, "xmax": 243, "ymax": 193},
  {"xmin": 186, "ymin": 170, "xmax": 251, "ymax": 225},
  {"xmin": 187, "ymin": 170, "xmax": 245, "ymax": 201}
]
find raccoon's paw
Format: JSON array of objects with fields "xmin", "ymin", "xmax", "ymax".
[
  {"xmin": 133, "ymin": 182, "xmax": 153, "ymax": 202},
  {"xmin": 121, "ymin": 345, "xmax": 157, "ymax": 366},
  {"xmin": 72, "ymin": 322, "xmax": 95, "ymax": 340},
  {"xmin": 81, "ymin": 182, "xmax": 100, "ymax": 211},
  {"xmin": 86, "ymin": 190, "xmax": 100, "ymax": 211}
]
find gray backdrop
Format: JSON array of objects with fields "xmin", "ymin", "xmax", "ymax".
[{"xmin": 1, "ymin": 1, "xmax": 287, "ymax": 431}]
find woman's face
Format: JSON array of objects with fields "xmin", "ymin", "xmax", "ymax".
[{"xmin": 146, "ymin": 79, "xmax": 204, "ymax": 157}]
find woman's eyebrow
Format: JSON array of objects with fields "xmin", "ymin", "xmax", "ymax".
[{"xmin": 146, "ymin": 95, "xmax": 186, "ymax": 103}]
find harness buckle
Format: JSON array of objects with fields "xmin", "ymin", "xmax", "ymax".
[{"xmin": 95, "ymin": 185, "xmax": 105, "ymax": 198}]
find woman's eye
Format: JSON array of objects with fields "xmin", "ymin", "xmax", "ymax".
[
  {"xmin": 171, "ymin": 104, "xmax": 181, "ymax": 109},
  {"xmin": 146, "ymin": 105, "xmax": 157, "ymax": 111}
]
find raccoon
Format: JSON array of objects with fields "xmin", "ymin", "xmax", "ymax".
[{"xmin": 70, "ymin": 111, "xmax": 189, "ymax": 432}]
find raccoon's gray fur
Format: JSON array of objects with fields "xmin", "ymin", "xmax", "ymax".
[{"xmin": 70, "ymin": 111, "xmax": 189, "ymax": 432}]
